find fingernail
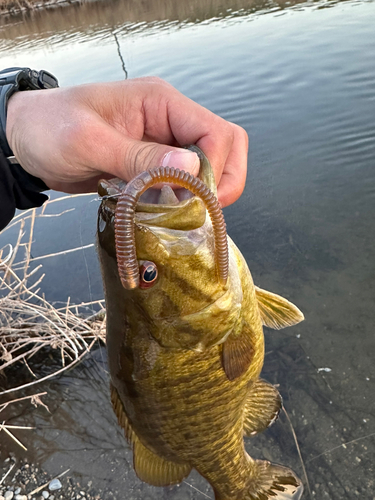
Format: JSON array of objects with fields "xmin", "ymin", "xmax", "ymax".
[{"xmin": 161, "ymin": 149, "xmax": 200, "ymax": 175}]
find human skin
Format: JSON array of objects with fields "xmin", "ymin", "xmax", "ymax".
[{"xmin": 6, "ymin": 77, "xmax": 248, "ymax": 207}]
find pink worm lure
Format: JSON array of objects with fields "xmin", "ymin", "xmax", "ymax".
[{"xmin": 114, "ymin": 166, "xmax": 228, "ymax": 290}]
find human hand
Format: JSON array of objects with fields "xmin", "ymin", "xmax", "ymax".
[{"xmin": 6, "ymin": 77, "xmax": 248, "ymax": 207}]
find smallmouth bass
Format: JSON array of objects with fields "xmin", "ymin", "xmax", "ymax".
[{"xmin": 97, "ymin": 146, "xmax": 305, "ymax": 500}]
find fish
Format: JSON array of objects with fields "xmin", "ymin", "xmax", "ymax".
[{"xmin": 97, "ymin": 145, "xmax": 305, "ymax": 500}]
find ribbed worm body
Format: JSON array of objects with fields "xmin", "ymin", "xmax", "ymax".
[{"xmin": 114, "ymin": 166, "xmax": 228, "ymax": 289}]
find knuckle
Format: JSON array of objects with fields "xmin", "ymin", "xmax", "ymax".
[
  {"xmin": 141, "ymin": 76, "xmax": 171, "ymax": 91},
  {"xmin": 231, "ymin": 122, "xmax": 249, "ymax": 147},
  {"xmin": 125, "ymin": 143, "xmax": 160, "ymax": 177}
]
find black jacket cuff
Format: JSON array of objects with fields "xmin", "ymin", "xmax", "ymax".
[{"xmin": 0, "ymin": 147, "xmax": 48, "ymax": 231}]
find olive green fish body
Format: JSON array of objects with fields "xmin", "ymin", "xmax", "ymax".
[{"xmin": 98, "ymin": 150, "xmax": 305, "ymax": 500}]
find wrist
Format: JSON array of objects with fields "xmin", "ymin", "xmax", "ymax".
[
  {"xmin": 0, "ymin": 67, "xmax": 59, "ymax": 159},
  {"xmin": 5, "ymin": 91, "xmax": 24, "ymax": 159}
]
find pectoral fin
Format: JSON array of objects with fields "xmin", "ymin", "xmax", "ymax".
[
  {"xmin": 243, "ymin": 379, "xmax": 282, "ymax": 436},
  {"xmin": 110, "ymin": 384, "xmax": 191, "ymax": 486},
  {"xmin": 255, "ymin": 286, "xmax": 304, "ymax": 330},
  {"xmin": 222, "ymin": 324, "xmax": 254, "ymax": 381}
]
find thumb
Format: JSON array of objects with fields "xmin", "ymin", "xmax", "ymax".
[{"xmin": 119, "ymin": 140, "xmax": 200, "ymax": 180}]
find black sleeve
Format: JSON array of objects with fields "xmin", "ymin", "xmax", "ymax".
[{"xmin": 0, "ymin": 147, "xmax": 49, "ymax": 231}]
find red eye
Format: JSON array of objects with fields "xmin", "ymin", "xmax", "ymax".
[{"xmin": 139, "ymin": 261, "xmax": 158, "ymax": 289}]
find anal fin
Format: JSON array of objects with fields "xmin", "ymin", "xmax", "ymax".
[
  {"xmin": 243, "ymin": 379, "xmax": 282, "ymax": 436},
  {"xmin": 110, "ymin": 384, "xmax": 192, "ymax": 486}
]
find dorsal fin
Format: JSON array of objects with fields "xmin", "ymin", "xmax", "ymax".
[
  {"xmin": 133, "ymin": 437, "xmax": 192, "ymax": 487},
  {"xmin": 255, "ymin": 286, "xmax": 304, "ymax": 330},
  {"xmin": 110, "ymin": 384, "xmax": 191, "ymax": 486},
  {"xmin": 110, "ymin": 383, "xmax": 137, "ymax": 447}
]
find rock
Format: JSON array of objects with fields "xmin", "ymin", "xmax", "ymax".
[
  {"xmin": 4, "ymin": 491, "xmax": 14, "ymax": 500},
  {"xmin": 42, "ymin": 492, "xmax": 49, "ymax": 499},
  {"xmin": 15, "ymin": 496, "xmax": 27, "ymax": 500},
  {"xmin": 14, "ymin": 490, "xmax": 21, "ymax": 496},
  {"xmin": 0, "ymin": 495, "xmax": 5, "ymax": 500},
  {"xmin": 48, "ymin": 480, "xmax": 62, "ymax": 492}
]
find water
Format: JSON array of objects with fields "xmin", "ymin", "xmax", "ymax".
[{"xmin": 1, "ymin": 0, "xmax": 375, "ymax": 497}]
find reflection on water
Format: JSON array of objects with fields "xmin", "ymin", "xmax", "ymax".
[
  {"xmin": 1, "ymin": 0, "xmax": 375, "ymax": 498},
  {"xmin": 0, "ymin": 0, "xmax": 336, "ymax": 52}
]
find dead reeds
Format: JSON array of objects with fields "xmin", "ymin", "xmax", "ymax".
[{"xmin": 0, "ymin": 195, "xmax": 105, "ymax": 448}]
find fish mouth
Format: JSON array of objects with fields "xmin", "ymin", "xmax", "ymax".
[
  {"xmin": 139, "ymin": 185, "xmax": 193, "ymax": 206},
  {"xmin": 99, "ymin": 180, "xmax": 207, "ymax": 231},
  {"xmin": 98, "ymin": 145, "xmax": 217, "ymax": 230}
]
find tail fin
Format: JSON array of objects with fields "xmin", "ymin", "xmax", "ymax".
[{"xmin": 214, "ymin": 460, "xmax": 303, "ymax": 500}]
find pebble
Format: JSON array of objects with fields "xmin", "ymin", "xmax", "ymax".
[
  {"xmin": 0, "ymin": 459, "xmax": 95, "ymax": 500},
  {"xmin": 48, "ymin": 480, "xmax": 62, "ymax": 492}
]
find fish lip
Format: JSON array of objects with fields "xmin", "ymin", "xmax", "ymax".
[
  {"xmin": 100, "ymin": 183, "xmax": 196, "ymax": 212},
  {"xmin": 101, "ymin": 185, "xmax": 207, "ymax": 231}
]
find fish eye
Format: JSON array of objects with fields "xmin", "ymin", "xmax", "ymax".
[{"xmin": 139, "ymin": 261, "xmax": 158, "ymax": 289}]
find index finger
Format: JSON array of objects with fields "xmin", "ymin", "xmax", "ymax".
[{"xmin": 165, "ymin": 92, "xmax": 248, "ymax": 207}]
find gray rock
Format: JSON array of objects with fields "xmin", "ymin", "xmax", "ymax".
[
  {"xmin": 4, "ymin": 491, "xmax": 14, "ymax": 500},
  {"xmin": 0, "ymin": 495, "xmax": 5, "ymax": 500},
  {"xmin": 14, "ymin": 490, "xmax": 21, "ymax": 496},
  {"xmin": 42, "ymin": 492, "xmax": 49, "ymax": 499},
  {"xmin": 15, "ymin": 496, "xmax": 27, "ymax": 500},
  {"xmin": 48, "ymin": 480, "xmax": 62, "ymax": 492}
]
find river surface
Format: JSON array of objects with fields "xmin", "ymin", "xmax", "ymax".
[{"xmin": 0, "ymin": 0, "xmax": 375, "ymax": 498}]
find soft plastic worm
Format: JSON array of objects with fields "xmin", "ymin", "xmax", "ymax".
[{"xmin": 114, "ymin": 166, "xmax": 228, "ymax": 289}]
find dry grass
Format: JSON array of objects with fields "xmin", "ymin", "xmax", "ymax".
[{"xmin": 0, "ymin": 196, "xmax": 105, "ymax": 447}]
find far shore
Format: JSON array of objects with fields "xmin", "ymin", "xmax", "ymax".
[{"xmin": 0, "ymin": 0, "xmax": 89, "ymax": 17}]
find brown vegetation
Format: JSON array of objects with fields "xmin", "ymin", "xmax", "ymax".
[{"xmin": 0, "ymin": 196, "xmax": 105, "ymax": 448}]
